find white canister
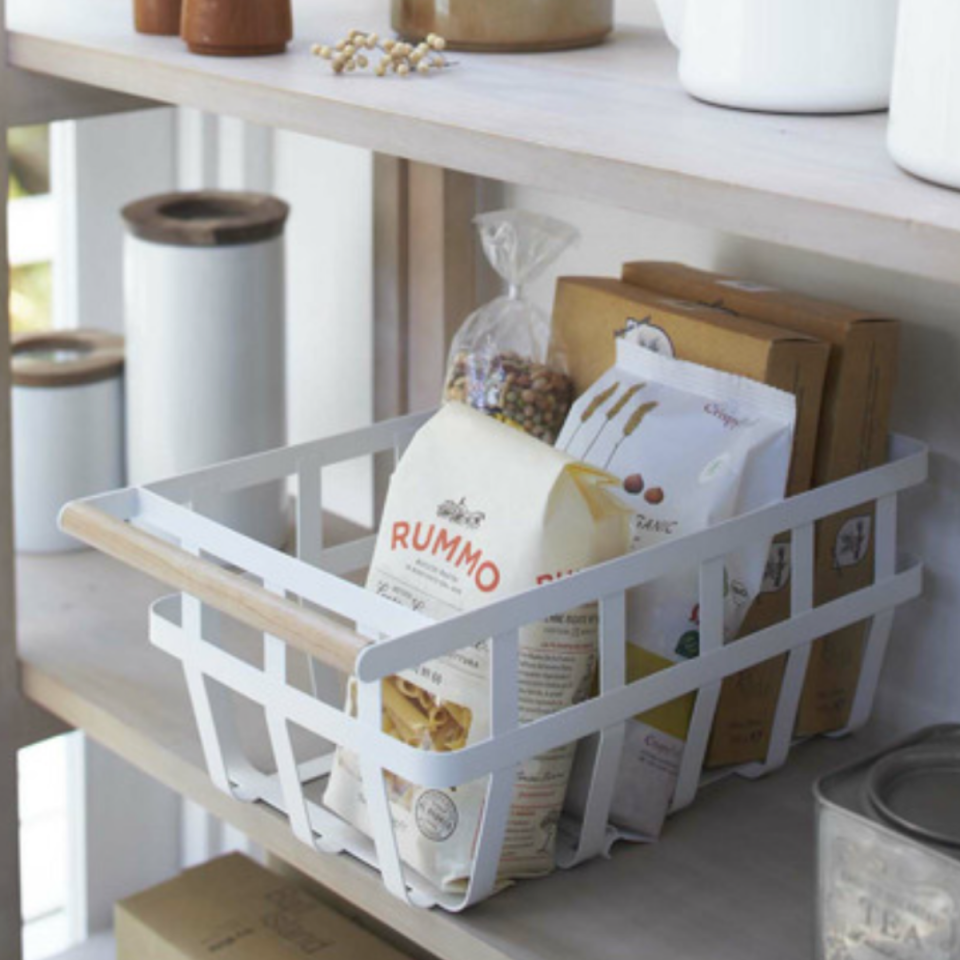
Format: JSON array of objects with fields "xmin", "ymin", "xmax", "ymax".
[
  {"xmin": 654, "ymin": 0, "xmax": 900, "ymax": 114},
  {"xmin": 888, "ymin": 0, "xmax": 960, "ymax": 190},
  {"xmin": 12, "ymin": 330, "xmax": 125, "ymax": 553},
  {"xmin": 122, "ymin": 192, "xmax": 289, "ymax": 547}
]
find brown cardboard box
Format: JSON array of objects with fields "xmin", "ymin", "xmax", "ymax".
[
  {"xmin": 621, "ymin": 262, "xmax": 900, "ymax": 751},
  {"xmin": 116, "ymin": 854, "xmax": 414, "ymax": 960},
  {"xmin": 553, "ymin": 277, "xmax": 831, "ymax": 766},
  {"xmin": 553, "ymin": 278, "xmax": 830, "ymax": 498}
]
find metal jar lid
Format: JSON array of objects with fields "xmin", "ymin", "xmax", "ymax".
[
  {"xmin": 866, "ymin": 744, "xmax": 960, "ymax": 849},
  {"xmin": 12, "ymin": 330, "xmax": 124, "ymax": 388},
  {"xmin": 122, "ymin": 190, "xmax": 290, "ymax": 248}
]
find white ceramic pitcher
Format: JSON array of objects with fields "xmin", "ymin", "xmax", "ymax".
[
  {"xmin": 654, "ymin": 0, "xmax": 901, "ymax": 114},
  {"xmin": 888, "ymin": 0, "xmax": 960, "ymax": 190}
]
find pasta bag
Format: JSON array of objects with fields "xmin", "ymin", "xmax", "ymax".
[
  {"xmin": 324, "ymin": 403, "xmax": 629, "ymax": 893},
  {"xmin": 443, "ymin": 209, "xmax": 578, "ymax": 445}
]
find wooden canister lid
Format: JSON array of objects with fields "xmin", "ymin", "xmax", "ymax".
[
  {"xmin": 122, "ymin": 191, "xmax": 290, "ymax": 248},
  {"xmin": 12, "ymin": 330, "xmax": 124, "ymax": 388}
]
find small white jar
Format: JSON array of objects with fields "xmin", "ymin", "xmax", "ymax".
[
  {"xmin": 888, "ymin": 0, "xmax": 960, "ymax": 190},
  {"xmin": 12, "ymin": 330, "xmax": 125, "ymax": 553},
  {"xmin": 122, "ymin": 192, "xmax": 290, "ymax": 547}
]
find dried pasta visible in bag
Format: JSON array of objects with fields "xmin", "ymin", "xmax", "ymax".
[
  {"xmin": 324, "ymin": 404, "xmax": 629, "ymax": 893},
  {"xmin": 558, "ymin": 340, "xmax": 796, "ymax": 839}
]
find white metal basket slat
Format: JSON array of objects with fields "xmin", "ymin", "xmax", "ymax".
[{"xmin": 59, "ymin": 413, "xmax": 927, "ymax": 911}]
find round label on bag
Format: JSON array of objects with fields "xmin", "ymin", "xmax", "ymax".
[{"xmin": 416, "ymin": 790, "xmax": 459, "ymax": 842}]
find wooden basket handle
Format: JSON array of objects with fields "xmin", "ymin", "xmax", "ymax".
[{"xmin": 60, "ymin": 501, "xmax": 370, "ymax": 676}]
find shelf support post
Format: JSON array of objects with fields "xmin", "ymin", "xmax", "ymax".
[
  {"xmin": 372, "ymin": 160, "xmax": 481, "ymax": 515},
  {"xmin": 0, "ymin": 0, "xmax": 26, "ymax": 953}
]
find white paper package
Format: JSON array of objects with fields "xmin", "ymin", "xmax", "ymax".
[
  {"xmin": 324, "ymin": 403, "xmax": 629, "ymax": 893},
  {"xmin": 557, "ymin": 339, "xmax": 797, "ymax": 839}
]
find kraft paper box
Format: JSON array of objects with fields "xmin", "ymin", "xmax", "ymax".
[
  {"xmin": 621, "ymin": 262, "xmax": 900, "ymax": 751},
  {"xmin": 552, "ymin": 277, "xmax": 830, "ymax": 768},
  {"xmin": 116, "ymin": 854, "xmax": 413, "ymax": 960},
  {"xmin": 553, "ymin": 277, "xmax": 829, "ymax": 498}
]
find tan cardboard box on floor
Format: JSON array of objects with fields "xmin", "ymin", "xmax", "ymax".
[
  {"xmin": 552, "ymin": 277, "xmax": 831, "ymax": 767},
  {"xmin": 116, "ymin": 854, "xmax": 414, "ymax": 960},
  {"xmin": 621, "ymin": 262, "xmax": 900, "ymax": 756}
]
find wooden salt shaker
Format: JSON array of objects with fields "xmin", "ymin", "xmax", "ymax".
[
  {"xmin": 134, "ymin": 0, "xmax": 183, "ymax": 36},
  {"xmin": 181, "ymin": 0, "xmax": 293, "ymax": 56}
]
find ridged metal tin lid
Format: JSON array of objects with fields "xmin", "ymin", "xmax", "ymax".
[
  {"xmin": 867, "ymin": 745, "xmax": 960, "ymax": 849},
  {"xmin": 816, "ymin": 725, "xmax": 960, "ymax": 860},
  {"xmin": 12, "ymin": 330, "xmax": 124, "ymax": 388}
]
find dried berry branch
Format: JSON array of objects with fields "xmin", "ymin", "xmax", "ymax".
[{"xmin": 311, "ymin": 30, "xmax": 451, "ymax": 77}]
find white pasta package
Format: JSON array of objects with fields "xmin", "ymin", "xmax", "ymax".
[
  {"xmin": 557, "ymin": 339, "xmax": 796, "ymax": 839},
  {"xmin": 323, "ymin": 403, "xmax": 630, "ymax": 892}
]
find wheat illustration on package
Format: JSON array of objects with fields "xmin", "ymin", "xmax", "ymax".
[{"xmin": 558, "ymin": 339, "xmax": 797, "ymax": 839}]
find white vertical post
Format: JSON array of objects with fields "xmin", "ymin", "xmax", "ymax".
[
  {"xmin": 181, "ymin": 799, "xmax": 220, "ymax": 868},
  {"xmin": 218, "ymin": 118, "xmax": 274, "ymax": 192},
  {"xmin": 672, "ymin": 557, "xmax": 726, "ymax": 810},
  {"xmin": 465, "ymin": 629, "xmax": 520, "ymax": 905},
  {"xmin": 296, "ymin": 456, "xmax": 324, "ymax": 569},
  {"xmin": 844, "ymin": 495, "xmax": 898, "ymax": 732},
  {"xmin": 767, "ymin": 523, "xmax": 816, "ymax": 767},
  {"xmin": 561, "ymin": 593, "xmax": 626, "ymax": 866},
  {"xmin": 357, "ymin": 678, "xmax": 410, "ymax": 902},
  {"xmin": 52, "ymin": 109, "xmax": 178, "ymax": 333},
  {"xmin": 177, "ymin": 108, "xmax": 219, "ymax": 190},
  {"xmin": 73, "ymin": 738, "xmax": 182, "ymax": 935}
]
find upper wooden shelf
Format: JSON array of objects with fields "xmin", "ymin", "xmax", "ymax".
[
  {"xmin": 19, "ymin": 549, "xmax": 892, "ymax": 960},
  {"xmin": 8, "ymin": 0, "xmax": 960, "ymax": 284}
]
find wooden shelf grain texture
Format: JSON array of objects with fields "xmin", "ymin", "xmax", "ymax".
[
  {"xmin": 18, "ymin": 550, "xmax": 886, "ymax": 960},
  {"xmin": 8, "ymin": 0, "xmax": 960, "ymax": 283}
]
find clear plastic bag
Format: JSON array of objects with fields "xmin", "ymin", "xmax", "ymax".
[{"xmin": 443, "ymin": 209, "xmax": 579, "ymax": 445}]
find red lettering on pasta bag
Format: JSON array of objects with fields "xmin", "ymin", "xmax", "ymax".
[
  {"xmin": 390, "ymin": 520, "xmax": 502, "ymax": 593},
  {"xmin": 392, "ymin": 521, "xmax": 410, "ymax": 550},
  {"xmin": 537, "ymin": 570, "xmax": 578, "ymax": 585},
  {"xmin": 476, "ymin": 562, "xmax": 501, "ymax": 593},
  {"xmin": 433, "ymin": 529, "xmax": 462, "ymax": 562}
]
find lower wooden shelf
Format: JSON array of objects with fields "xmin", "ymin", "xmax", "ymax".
[{"xmin": 18, "ymin": 549, "xmax": 887, "ymax": 960}]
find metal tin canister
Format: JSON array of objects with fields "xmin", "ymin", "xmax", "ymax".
[{"xmin": 815, "ymin": 725, "xmax": 960, "ymax": 960}]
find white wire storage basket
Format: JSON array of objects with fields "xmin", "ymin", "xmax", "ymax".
[{"xmin": 60, "ymin": 410, "xmax": 927, "ymax": 911}]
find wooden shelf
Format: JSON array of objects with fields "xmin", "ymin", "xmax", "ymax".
[
  {"xmin": 9, "ymin": 0, "xmax": 960, "ymax": 284},
  {"xmin": 19, "ymin": 549, "xmax": 890, "ymax": 960}
]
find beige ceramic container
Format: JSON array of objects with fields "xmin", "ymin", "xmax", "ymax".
[{"xmin": 392, "ymin": 0, "xmax": 613, "ymax": 52}]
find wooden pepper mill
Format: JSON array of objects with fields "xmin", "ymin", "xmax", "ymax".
[
  {"xmin": 134, "ymin": 0, "xmax": 183, "ymax": 36},
  {"xmin": 181, "ymin": 0, "xmax": 293, "ymax": 56}
]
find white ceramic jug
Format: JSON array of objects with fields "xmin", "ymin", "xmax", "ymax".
[
  {"xmin": 654, "ymin": 0, "xmax": 900, "ymax": 114},
  {"xmin": 888, "ymin": 0, "xmax": 960, "ymax": 190}
]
